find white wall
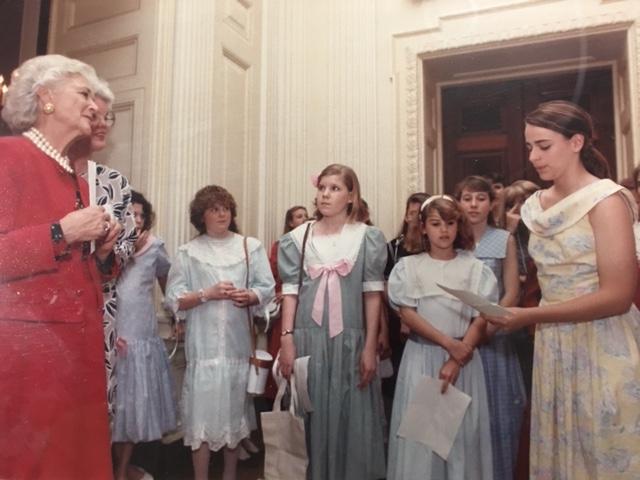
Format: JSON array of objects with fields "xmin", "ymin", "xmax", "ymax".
[
  {"xmin": 263, "ymin": 0, "xmax": 640, "ymax": 242},
  {"xmin": 49, "ymin": 0, "xmax": 640, "ymax": 248}
]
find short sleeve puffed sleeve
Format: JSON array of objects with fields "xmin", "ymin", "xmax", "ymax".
[
  {"xmin": 387, "ymin": 258, "xmax": 417, "ymax": 309},
  {"xmin": 247, "ymin": 238, "xmax": 276, "ymax": 306},
  {"xmin": 362, "ymin": 226, "xmax": 387, "ymax": 292},
  {"xmin": 470, "ymin": 263, "xmax": 499, "ymax": 317},
  {"xmin": 155, "ymin": 239, "xmax": 171, "ymax": 278},
  {"xmin": 278, "ymin": 232, "xmax": 302, "ymax": 295}
]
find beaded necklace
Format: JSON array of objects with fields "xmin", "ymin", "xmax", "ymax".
[{"xmin": 22, "ymin": 127, "xmax": 74, "ymax": 174}]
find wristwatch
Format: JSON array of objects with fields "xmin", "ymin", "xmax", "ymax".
[
  {"xmin": 198, "ymin": 288, "xmax": 208, "ymax": 303},
  {"xmin": 50, "ymin": 222, "xmax": 70, "ymax": 260}
]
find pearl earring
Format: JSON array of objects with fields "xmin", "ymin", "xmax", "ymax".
[{"xmin": 43, "ymin": 103, "xmax": 55, "ymax": 114}]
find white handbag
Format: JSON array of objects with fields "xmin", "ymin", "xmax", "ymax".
[{"xmin": 261, "ymin": 359, "xmax": 309, "ymax": 480}]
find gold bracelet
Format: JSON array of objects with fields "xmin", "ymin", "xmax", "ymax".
[{"xmin": 281, "ymin": 329, "xmax": 294, "ymax": 337}]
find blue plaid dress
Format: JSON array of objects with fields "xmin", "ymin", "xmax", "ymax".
[{"xmin": 476, "ymin": 227, "xmax": 526, "ymax": 480}]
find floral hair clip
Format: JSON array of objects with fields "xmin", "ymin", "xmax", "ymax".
[{"xmin": 310, "ymin": 174, "xmax": 320, "ymax": 188}]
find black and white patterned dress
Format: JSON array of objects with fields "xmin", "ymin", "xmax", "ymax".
[{"xmin": 85, "ymin": 164, "xmax": 137, "ymax": 423}]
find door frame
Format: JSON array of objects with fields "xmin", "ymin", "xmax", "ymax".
[{"xmin": 392, "ymin": 13, "xmax": 639, "ymax": 201}]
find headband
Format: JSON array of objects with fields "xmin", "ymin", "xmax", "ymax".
[{"xmin": 420, "ymin": 194, "xmax": 456, "ymax": 212}]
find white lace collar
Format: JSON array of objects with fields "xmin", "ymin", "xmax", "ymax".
[
  {"xmin": 290, "ymin": 220, "xmax": 367, "ymax": 266},
  {"xmin": 180, "ymin": 233, "xmax": 260, "ymax": 268}
]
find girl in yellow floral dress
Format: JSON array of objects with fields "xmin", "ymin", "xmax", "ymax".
[{"xmin": 486, "ymin": 100, "xmax": 640, "ymax": 479}]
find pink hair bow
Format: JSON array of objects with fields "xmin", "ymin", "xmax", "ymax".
[{"xmin": 307, "ymin": 259, "xmax": 354, "ymax": 338}]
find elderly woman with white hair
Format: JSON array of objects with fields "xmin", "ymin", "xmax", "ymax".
[
  {"xmin": 0, "ymin": 54, "xmax": 119, "ymax": 479},
  {"xmin": 68, "ymin": 79, "xmax": 138, "ymax": 426}
]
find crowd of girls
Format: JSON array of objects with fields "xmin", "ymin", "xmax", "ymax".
[
  {"xmin": 43, "ymin": 132, "xmax": 640, "ymax": 480},
  {"xmin": 4, "ymin": 53, "xmax": 640, "ymax": 480}
]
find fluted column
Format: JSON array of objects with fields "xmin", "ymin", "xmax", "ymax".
[
  {"xmin": 147, "ymin": 0, "xmax": 218, "ymax": 255},
  {"xmin": 146, "ymin": 0, "xmax": 176, "ymax": 253},
  {"xmin": 263, "ymin": 0, "xmax": 311, "ymax": 244},
  {"xmin": 263, "ymin": 0, "xmax": 392, "ymax": 244}
]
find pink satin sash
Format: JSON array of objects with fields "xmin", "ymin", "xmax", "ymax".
[{"xmin": 307, "ymin": 259, "xmax": 354, "ymax": 337}]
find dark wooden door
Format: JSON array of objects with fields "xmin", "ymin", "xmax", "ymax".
[{"xmin": 440, "ymin": 68, "xmax": 615, "ymax": 193}]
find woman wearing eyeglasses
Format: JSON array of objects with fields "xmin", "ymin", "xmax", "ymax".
[{"xmin": 68, "ymin": 81, "xmax": 138, "ymax": 425}]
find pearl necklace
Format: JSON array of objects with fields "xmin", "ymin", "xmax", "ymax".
[{"xmin": 22, "ymin": 127, "xmax": 74, "ymax": 174}]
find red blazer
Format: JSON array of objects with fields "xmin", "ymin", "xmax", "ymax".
[{"xmin": 0, "ymin": 137, "xmax": 112, "ymax": 479}]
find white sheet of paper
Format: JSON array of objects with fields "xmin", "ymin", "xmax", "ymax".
[
  {"xmin": 396, "ymin": 376, "xmax": 471, "ymax": 460},
  {"xmin": 436, "ymin": 283, "xmax": 510, "ymax": 317}
]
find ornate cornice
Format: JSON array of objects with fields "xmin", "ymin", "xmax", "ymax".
[{"xmin": 419, "ymin": 10, "xmax": 633, "ymax": 57}]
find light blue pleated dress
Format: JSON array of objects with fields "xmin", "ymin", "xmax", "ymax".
[
  {"xmin": 387, "ymin": 250, "xmax": 496, "ymax": 480},
  {"xmin": 475, "ymin": 227, "xmax": 527, "ymax": 480},
  {"xmin": 278, "ymin": 222, "xmax": 387, "ymax": 480},
  {"xmin": 112, "ymin": 236, "xmax": 177, "ymax": 443}
]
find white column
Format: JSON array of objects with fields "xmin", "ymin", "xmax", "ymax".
[
  {"xmin": 147, "ymin": 0, "xmax": 218, "ymax": 255},
  {"xmin": 263, "ymin": 0, "xmax": 391, "ymax": 243}
]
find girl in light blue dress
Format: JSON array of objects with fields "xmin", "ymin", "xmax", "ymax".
[
  {"xmin": 112, "ymin": 191, "xmax": 177, "ymax": 480},
  {"xmin": 387, "ymin": 195, "xmax": 496, "ymax": 479},
  {"xmin": 277, "ymin": 164, "xmax": 387, "ymax": 480},
  {"xmin": 165, "ymin": 185, "xmax": 275, "ymax": 480},
  {"xmin": 455, "ymin": 175, "xmax": 526, "ymax": 480}
]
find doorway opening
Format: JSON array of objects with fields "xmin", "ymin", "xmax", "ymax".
[
  {"xmin": 441, "ymin": 68, "xmax": 614, "ymax": 193},
  {"xmin": 421, "ymin": 29, "xmax": 630, "ymax": 194}
]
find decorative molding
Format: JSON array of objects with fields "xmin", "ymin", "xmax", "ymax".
[
  {"xmin": 222, "ymin": 47, "xmax": 250, "ymax": 70},
  {"xmin": 223, "ymin": 0, "xmax": 252, "ymax": 41},
  {"xmin": 65, "ymin": 0, "xmax": 141, "ymax": 31},
  {"xmin": 396, "ymin": 6, "xmax": 638, "ymax": 200},
  {"xmin": 69, "ymin": 36, "xmax": 139, "ymax": 81},
  {"xmin": 418, "ymin": 11, "xmax": 632, "ymax": 57},
  {"xmin": 405, "ymin": 46, "xmax": 420, "ymax": 197},
  {"xmin": 440, "ymin": 0, "xmax": 561, "ymax": 22}
]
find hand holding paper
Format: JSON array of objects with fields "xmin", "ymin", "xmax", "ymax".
[{"xmin": 436, "ymin": 283, "xmax": 510, "ymax": 317}]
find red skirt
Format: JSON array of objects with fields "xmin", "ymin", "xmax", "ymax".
[{"xmin": 0, "ymin": 316, "xmax": 112, "ymax": 479}]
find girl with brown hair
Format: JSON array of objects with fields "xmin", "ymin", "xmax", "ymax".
[
  {"xmin": 278, "ymin": 164, "xmax": 387, "ymax": 479},
  {"xmin": 166, "ymin": 185, "xmax": 275, "ymax": 480},
  {"xmin": 487, "ymin": 100, "xmax": 640, "ymax": 478},
  {"xmin": 387, "ymin": 195, "xmax": 496, "ymax": 479}
]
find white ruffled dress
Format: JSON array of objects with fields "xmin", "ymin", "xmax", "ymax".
[{"xmin": 165, "ymin": 233, "xmax": 275, "ymax": 451}]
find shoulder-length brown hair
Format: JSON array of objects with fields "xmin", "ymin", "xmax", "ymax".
[
  {"xmin": 189, "ymin": 185, "xmax": 239, "ymax": 235},
  {"xmin": 453, "ymin": 175, "xmax": 497, "ymax": 226},
  {"xmin": 401, "ymin": 192, "xmax": 430, "ymax": 253},
  {"xmin": 283, "ymin": 205, "xmax": 308, "ymax": 234},
  {"xmin": 525, "ymin": 100, "xmax": 611, "ymax": 179},
  {"xmin": 420, "ymin": 197, "xmax": 474, "ymax": 252},
  {"xmin": 313, "ymin": 164, "xmax": 367, "ymax": 223}
]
